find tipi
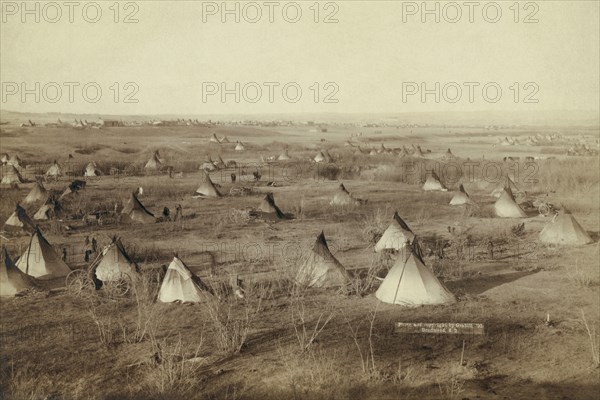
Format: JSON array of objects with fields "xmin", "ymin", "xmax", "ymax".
[
  {"xmin": 258, "ymin": 193, "xmax": 286, "ymax": 219},
  {"xmin": 84, "ymin": 162, "xmax": 100, "ymax": 177},
  {"xmin": 1, "ymin": 165, "xmax": 25, "ymax": 185},
  {"xmin": 449, "ymin": 184, "xmax": 474, "ymax": 205},
  {"xmin": 157, "ymin": 257, "xmax": 209, "ymax": 303},
  {"xmin": 422, "ymin": 171, "xmax": 447, "ymax": 191},
  {"xmin": 374, "ymin": 211, "xmax": 415, "ymax": 252},
  {"xmin": 491, "ymin": 176, "xmax": 520, "ymax": 198},
  {"xmin": 4, "ymin": 204, "xmax": 35, "ymax": 233},
  {"xmin": 22, "ymin": 181, "xmax": 47, "ymax": 205},
  {"xmin": 494, "ymin": 186, "xmax": 526, "ymax": 218},
  {"xmin": 45, "ymin": 161, "xmax": 63, "ymax": 179},
  {"xmin": 539, "ymin": 209, "xmax": 593, "ymax": 245},
  {"xmin": 93, "ymin": 239, "xmax": 138, "ymax": 282},
  {"xmin": 1, "ymin": 246, "xmax": 37, "ymax": 296},
  {"xmin": 209, "ymin": 133, "xmax": 221, "ymax": 143},
  {"xmin": 144, "ymin": 151, "xmax": 163, "ymax": 171},
  {"xmin": 295, "ymin": 231, "xmax": 351, "ymax": 288},
  {"xmin": 121, "ymin": 192, "xmax": 156, "ymax": 223},
  {"xmin": 235, "ymin": 141, "xmax": 245, "ymax": 151},
  {"xmin": 375, "ymin": 241, "xmax": 455, "ymax": 306},
  {"xmin": 314, "ymin": 151, "xmax": 329, "ymax": 163},
  {"xmin": 15, "ymin": 228, "xmax": 71, "ymax": 279},
  {"xmin": 200, "ymin": 155, "xmax": 217, "ymax": 172},
  {"xmin": 441, "ymin": 148, "xmax": 457, "ymax": 161},
  {"xmin": 194, "ymin": 172, "xmax": 221, "ymax": 198},
  {"xmin": 278, "ymin": 150, "xmax": 291, "ymax": 161},
  {"xmin": 330, "ymin": 183, "xmax": 361, "ymax": 206}
]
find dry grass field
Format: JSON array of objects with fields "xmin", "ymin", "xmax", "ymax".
[{"xmin": 1, "ymin": 121, "xmax": 599, "ymax": 400}]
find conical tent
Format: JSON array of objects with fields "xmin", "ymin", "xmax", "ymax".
[
  {"xmin": 441, "ymin": 148, "xmax": 456, "ymax": 160},
  {"xmin": 376, "ymin": 242, "xmax": 455, "ymax": 306},
  {"xmin": 15, "ymin": 229, "xmax": 71, "ymax": 279},
  {"xmin": 4, "ymin": 204, "xmax": 35, "ymax": 233},
  {"xmin": 84, "ymin": 162, "xmax": 99, "ymax": 177},
  {"xmin": 422, "ymin": 171, "xmax": 447, "ymax": 191},
  {"xmin": 1, "ymin": 247, "xmax": 37, "ymax": 296},
  {"xmin": 374, "ymin": 212, "xmax": 415, "ymax": 252},
  {"xmin": 414, "ymin": 146, "xmax": 426, "ymax": 158},
  {"xmin": 144, "ymin": 151, "xmax": 163, "ymax": 170},
  {"xmin": 45, "ymin": 161, "xmax": 62, "ymax": 178},
  {"xmin": 200, "ymin": 154, "xmax": 217, "ymax": 172},
  {"xmin": 215, "ymin": 155, "xmax": 227, "ymax": 169},
  {"xmin": 278, "ymin": 150, "xmax": 291, "ymax": 160},
  {"xmin": 210, "ymin": 134, "xmax": 221, "ymax": 143},
  {"xmin": 8, "ymin": 154, "xmax": 21, "ymax": 167},
  {"xmin": 157, "ymin": 257, "xmax": 208, "ymax": 303},
  {"xmin": 539, "ymin": 210, "xmax": 593, "ymax": 245},
  {"xmin": 23, "ymin": 181, "xmax": 48, "ymax": 205},
  {"xmin": 449, "ymin": 184, "xmax": 474, "ymax": 205},
  {"xmin": 494, "ymin": 186, "xmax": 526, "ymax": 218},
  {"xmin": 491, "ymin": 176, "xmax": 520, "ymax": 198},
  {"xmin": 258, "ymin": 193, "xmax": 286, "ymax": 219},
  {"xmin": 220, "ymin": 136, "xmax": 230, "ymax": 143},
  {"xmin": 194, "ymin": 172, "xmax": 222, "ymax": 197},
  {"xmin": 1, "ymin": 165, "xmax": 25, "ymax": 185},
  {"xmin": 93, "ymin": 239, "xmax": 138, "ymax": 282},
  {"xmin": 34, "ymin": 203, "xmax": 56, "ymax": 220},
  {"xmin": 295, "ymin": 232, "xmax": 351, "ymax": 288},
  {"xmin": 235, "ymin": 142, "xmax": 245, "ymax": 151},
  {"xmin": 121, "ymin": 192, "xmax": 156, "ymax": 223},
  {"xmin": 0, "ymin": 154, "xmax": 8, "ymax": 164},
  {"xmin": 330, "ymin": 183, "xmax": 360, "ymax": 206},
  {"xmin": 314, "ymin": 151, "xmax": 327, "ymax": 163}
]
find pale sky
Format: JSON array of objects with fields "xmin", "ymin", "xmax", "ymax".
[{"xmin": 1, "ymin": 0, "xmax": 598, "ymax": 116}]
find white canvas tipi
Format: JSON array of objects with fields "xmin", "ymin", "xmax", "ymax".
[
  {"xmin": 93, "ymin": 239, "xmax": 138, "ymax": 282},
  {"xmin": 449, "ymin": 184, "xmax": 474, "ymax": 206},
  {"xmin": 1, "ymin": 246, "xmax": 37, "ymax": 296},
  {"xmin": 258, "ymin": 193, "xmax": 286, "ymax": 219},
  {"xmin": 330, "ymin": 183, "xmax": 360, "ymax": 206},
  {"xmin": 1, "ymin": 165, "xmax": 25, "ymax": 185},
  {"xmin": 422, "ymin": 171, "xmax": 447, "ymax": 191},
  {"xmin": 4, "ymin": 204, "xmax": 35, "ymax": 233},
  {"xmin": 278, "ymin": 150, "xmax": 291, "ymax": 161},
  {"xmin": 121, "ymin": 192, "xmax": 156, "ymax": 223},
  {"xmin": 15, "ymin": 228, "xmax": 71, "ymax": 279},
  {"xmin": 144, "ymin": 151, "xmax": 163, "ymax": 171},
  {"xmin": 22, "ymin": 181, "xmax": 48, "ymax": 205},
  {"xmin": 539, "ymin": 210, "xmax": 593, "ymax": 245},
  {"xmin": 194, "ymin": 172, "xmax": 221, "ymax": 198},
  {"xmin": 157, "ymin": 257, "xmax": 208, "ymax": 303},
  {"xmin": 494, "ymin": 186, "xmax": 526, "ymax": 218},
  {"xmin": 374, "ymin": 211, "xmax": 415, "ymax": 252},
  {"xmin": 295, "ymin": 232, "xmax": 351, "ymax": 288},
  {"xmin": 45, "ymin": 161, "xmax": 63, "ymax": 178},
  {"xmin": 376, "ymin": 241, "xmax": 455, "ymax": 306}
]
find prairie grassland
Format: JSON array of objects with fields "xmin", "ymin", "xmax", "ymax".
[{"xmin": 0, "ymin": 123, "xmax": 599, "ymax": 399}]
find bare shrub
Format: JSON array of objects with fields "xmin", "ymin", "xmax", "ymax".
[
  {"xmin": 144, "ymin": 335, "xmax": 205, "ymax": 398},
  {"xmin": 344, "ymin": 305, "xmax": 378, "ymax": 377},
  {"xmin": 203, "ymin": 290, "xmax": 262, "ymax": 354},
  {"xmin": 580, "ymin": 310, "xmax": 600, "ymax": 367},
  {"xmin": 289, "ymin": 295, "xmax": 335, "ymax": 353}
]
